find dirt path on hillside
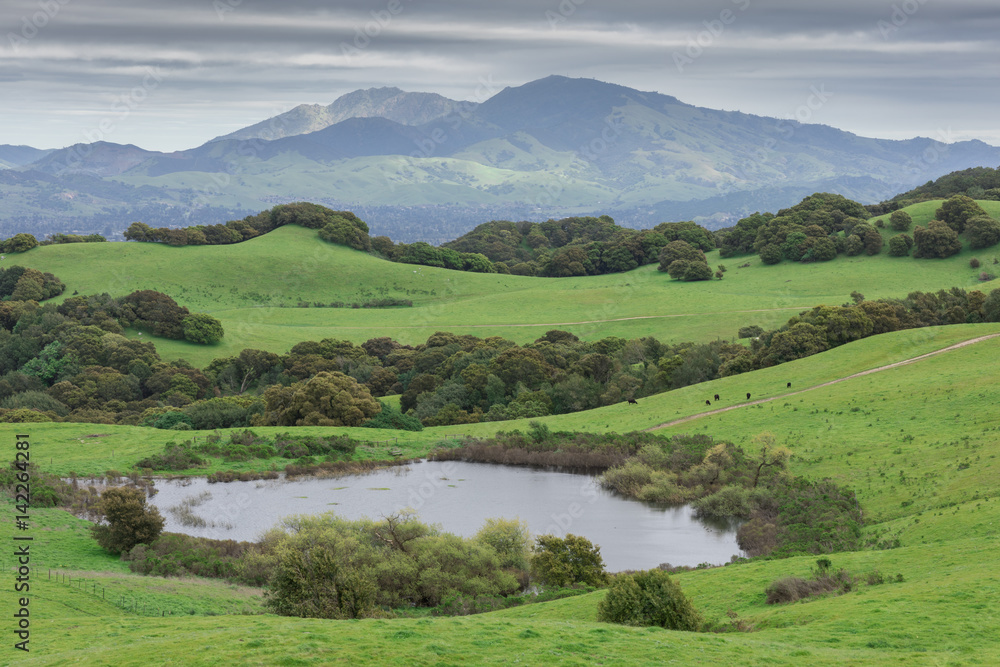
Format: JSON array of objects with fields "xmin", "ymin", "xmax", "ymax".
[{"xmin": 644, "ymin": 332, "xmax": 1000, "ymax": 431}]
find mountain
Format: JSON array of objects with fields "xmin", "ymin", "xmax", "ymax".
[
  {"xmin": 209, "ymin": 87, "xmax": 466, "ymax": 143},
  {"xmin": 0, "ymin": 144, "xmax": 53, "ymax": 169},
  {"xmin": 28, "ymin": 142, "xmax": 162, "ymax": 177},
  {"xmin": 7, "ymin": 75, "xmax": 1000, "ymax": 241}
]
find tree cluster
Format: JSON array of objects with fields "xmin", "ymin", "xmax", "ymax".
[
  {"xmin": 0, "ymin": 266, "xmax": 64, "ymax": 302},
  {"xmin": 715, "ymin": 193, "xmax": 871, "ymax": 263},
  {"xmin": 880, "ymin": 166, "xmax": 1000, "ymax": 209},
  {"xmin": 123, "ymin": 202, "xmax": 364, "ymax": 247},
  {"xmin": 40, "ymin": 233, "xmax": 107, "ymax": 245},
  {"xmin": 441, "ymin": 217, "xmax": 714, "ymax": 277},
  {"xmin": 0, "ymin": 233, "xmax": 39, "ymax": 254}
]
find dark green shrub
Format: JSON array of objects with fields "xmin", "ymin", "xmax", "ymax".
[
  {"xmin": 361, "ymin": 401, "xmax": 424, "ymax": 431},
  {"xmin": 737, "ymin": 325, "xmax": 764, "ymax": 339},
  {"xmin": 531, "ymin": 534, "xmax": 607, "ymax": 588},
  {"xmin": 134, "ymin": 443, "xmax": 205, "ymax": 470},
  {"xmin": 91, "ymin": 486, "xmax": 165, "ymax": 555},
  {"xmin": 150, "ymin": 411, "xmax": 194, "ymax": 430},
  {"xmin": 597, "ymin": 569, "xmax": 702, "ymax": 631}
]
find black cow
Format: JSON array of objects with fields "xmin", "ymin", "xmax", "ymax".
[
  {"xmin": 746, "ymin": 392, "xmax": 751, "ymax": 400},
  {"xmin": 787, "ymin": 382, "xmax": 792, "ymax": 388},
  {"xmin": 705, "ymin": 400, "xmax": 711, "ymax": 406},
  {"xmin": 714, "ymin": 394, "xmax": 720, "ymax": 401},
  {"xmin": 627, "ymin": 398, "xmax": 638, "ymax": 405}
]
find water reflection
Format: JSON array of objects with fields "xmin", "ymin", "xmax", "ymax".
[{"xmin": 149, "ymin": 460, "xmax": 742, "ymax": 572}]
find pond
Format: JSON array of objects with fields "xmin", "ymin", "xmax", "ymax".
[{"xmin": 149, "ymin": 460, "xmax": 742, "ymax": 572}]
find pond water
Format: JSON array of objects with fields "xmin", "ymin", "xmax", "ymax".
[{"xmin": 149, "ymin": 460, "xmax": 741, "ymax": 572}]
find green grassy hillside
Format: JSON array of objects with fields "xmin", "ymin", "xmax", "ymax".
[
  {"xmin": 3, "ymin": 322, "xmax": 1000, "ymax": 664},
  {"xmin": 10, "ymin": 323, "xmax": 998, "ymax": 476},
  {"xmin": 3, "ymin": 200, "xmax": 1000, "ymax": 665},
  {"xmin": 0, "ymin": 325, "xmax": 1000, "ymax": 665},
  {"xmin": 13, "ymin": 200, "xmax": 1000, "ymax": 366}
]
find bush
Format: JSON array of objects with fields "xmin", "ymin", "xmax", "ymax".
[
  {"xmin": 91, "ymin": 486, "xmax": 165, "ymax": 555},
  {"xmin": 182, "ymin": 313, "xmax": 225, "ymax": 344},
  {"xmin": 475, "ymin": 518, "xmax": 531, "ymax": 571},
  {"xmin": 971, "ymin": 257, "xmax": 981, "ymax": 268},
  {"xmin": 913, "ymin": 220, "xmax": 963, "ymax": 259},
  {"xmin": 966, "ymin": 215, "xmax": 1000, "ymax": 250},
  {"xmin": 889, "ymin": 210, "xmax": 912, "ymax": 231},
  {"xmin": 360, "ymin": 400, "xmax": 423, "ymax": 431},
  {"xmin": 600, "ymin": 460, "xmax": 654, "ymax": 497},
  {"xmin": 692, "ymin": 485, "xmax": 762, "ymax": 520},
  {"xmin": 597, "ymin": 569, "xmax": 702, "ymax": 631},
  {"xmin": 150, "ymin": 411, "xmax": 194, "ymax": 430},
  {"xmin": 765, "ymin": 567, "xmax": 855, "ymax": 604},
  {"xmin": 887, "ymin": 234, "xmax": 913, "ymax": 257},
  {"xmin": 759, "ymin": 244, "xmax": 783, "ymax": 265},
  {"xmin": 124, "ymin": 533, "xmax": 255, "ymax": 578},
  {"xmin": 134, "ymin": 443, "xmax": 205, "ymax": 470},
  {"xmin": 531, "ymin": 534, "xmax": 607, "ymax": 588},
  {"xmin": 737, "ymin": 325, "xmax": 765, "ymax": 339}
]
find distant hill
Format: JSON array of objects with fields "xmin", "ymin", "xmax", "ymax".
[
  {"xmin": 6, "ymin": 75, "xmax": 1000, "ymax": 241},
  {"xmin": 0, "ymin": 144, "xmax": 52, "ymax": 169},
  {"xmin": 208, "ymin": 87, "xmax": 466, "ymax": 143},
  {"xmin": 28, "ymin": 142, "xmax": 162, "ymax": 177}
]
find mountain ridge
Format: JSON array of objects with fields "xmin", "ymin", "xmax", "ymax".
[
  {"xmin": 5, "ymin": 75, "xmax": 1000, "ymax": 241},
  {"xmin": 208, "ymin": 86, "xmax": 468, "ymax": 143}
]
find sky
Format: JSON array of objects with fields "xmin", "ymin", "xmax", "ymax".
[{"xmin": 2, "ymin": 0, "xmax": 998, "ymax": 152}]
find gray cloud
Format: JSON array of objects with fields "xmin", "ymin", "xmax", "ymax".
[{"xmin": 1, "ymin": 0, "xmax": 997, "ymax": 150}]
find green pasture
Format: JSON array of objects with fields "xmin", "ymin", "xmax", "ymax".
[
  {"xmin": 4, "ymin": 323, "xmax": 1000, "ymax": 664},
  {"xmin": 2, "ymin": 525, "xmax": 997, "ymax": 665},
  {"xmin": 11, "ymin": 200, "xmax": 1000, "ymax": 366},
  {"xmin": 4, "ymin": 200, "xmax": 1000, "ymax": 664},
  {"xmin": 4, "ymin": 323, "xmax": 998, "ymax": 477}
]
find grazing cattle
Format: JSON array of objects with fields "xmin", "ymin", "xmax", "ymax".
[
  {"xmin": 714, "ymin": 394, "xmax": 720, "ymax": 401},
  {"xmin": 746, "ymin": 393, "xmax": 751, "ymax": 400},
  {"xmin": 627, "ymin": 398, "xmax": 638, "ymax": 405},
  {"xmin": 705, "ymin": 400, "xmax": 711, "ymax": 406},
  {"xmin": 787, "ymin": 382, "xmax": 792, "ymax": 388}
]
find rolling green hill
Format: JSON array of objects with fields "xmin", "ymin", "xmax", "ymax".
[
  {"xmin": 12, "ymin": 200, "xmax": 1000, "ymax": 367},
  {"xmin": 3, "ymin": 322, "xmax": 1000, "ymax": 665}
]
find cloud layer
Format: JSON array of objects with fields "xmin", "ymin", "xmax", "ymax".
[{"xmin": 2, "ymin": 0, "xmax": 998, "ymax": 151}]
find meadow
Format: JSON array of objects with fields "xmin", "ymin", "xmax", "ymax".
[
  {"xmin": 2, "ymin": 199, "xmax": 1000, "ymax": 664},
  {"xmin": 10, "ymin": 200, "xmax": 1000, "ymax": 366}
]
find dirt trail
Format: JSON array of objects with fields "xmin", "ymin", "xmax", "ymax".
[{"xmin": 645, "ymin": 332, "xmax": 1000, "ymax": 432}]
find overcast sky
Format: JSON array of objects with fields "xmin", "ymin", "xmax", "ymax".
[{"xmin": 2, "ymin": 0, "xmax": 998, "ymax": 152}]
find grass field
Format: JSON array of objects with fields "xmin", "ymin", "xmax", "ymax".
[
  {"xmin": 2, "ymin": 324, "xmax": 1000, "ymax": 664},
  {"xmin": 3, "ymin": 200, "xmax": 1000, "ymax": 664},
  {"xmin": 11, "ymin": 200, "xmax": 1000, "ymax": 366}
]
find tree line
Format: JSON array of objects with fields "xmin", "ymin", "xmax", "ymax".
[
  {"xmin": 715, "ymin": 192, "xmax": 1000, "ymax": 265},
  {"xmin": 2, "ymin": 268, "xmax": 1000, "ymax": 428}
]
